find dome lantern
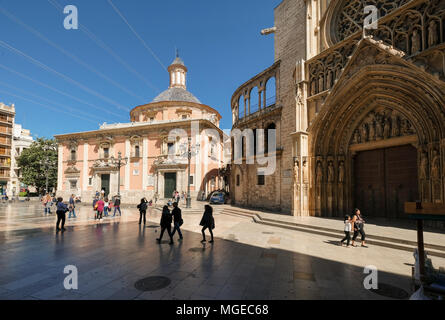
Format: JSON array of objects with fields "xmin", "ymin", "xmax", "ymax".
[{"xmin": 168, "ymin": 50, "xmax": 188, "ymax": 89}]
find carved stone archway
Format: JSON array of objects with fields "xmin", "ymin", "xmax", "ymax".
[{"xmin": 308, "ymin": 39, "xmax": 445, "ymax": 217}]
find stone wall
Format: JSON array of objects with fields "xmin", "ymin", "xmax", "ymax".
[{"xmin": 274, "ymin": 0, "xmax": 307, "ymax": 213}]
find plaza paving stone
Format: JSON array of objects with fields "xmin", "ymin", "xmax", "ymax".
[{"xmin": 0, "ymin": 202, "xmax": 444, "ymax": 300}]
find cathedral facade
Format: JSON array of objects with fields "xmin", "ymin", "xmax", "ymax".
[
  {"xmin": 230, "ymin": 0, "xmax": 445, "ymax": 220},
  {"xmin": 55, "ymin": 56, "xmax": 225, "ymax": 204}
]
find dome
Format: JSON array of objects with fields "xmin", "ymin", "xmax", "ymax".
[{"xmin": 152, "ymin": 87, "xmax": 201, "ymax": 104}]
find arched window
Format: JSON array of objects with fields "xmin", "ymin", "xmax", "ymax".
[
  {"xmin": 250, "ymin": 86, "xmax": 260, "ymax": 114},
  {"xmin": 265, "ymin": 77, "xmax": 276, "ymax": 107},
  {"xmin": 265, "ymin": 123, "xmax": 276, "ymax": 154},
  {"xmin": 238, "ymin": 95, "xmax": 244, "ymax": 119}
]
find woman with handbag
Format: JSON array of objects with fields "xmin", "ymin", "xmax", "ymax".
[{"xmin": 200, "ymin": 205, "xmax": 215, "ymax": 243}]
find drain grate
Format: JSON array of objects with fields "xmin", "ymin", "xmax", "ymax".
[
  {"xmin": 146, "ymin": 225, "xmax": 160, "ymax": 228},
  {"xmin": 134, "ymin": 276, "xmax": 171, "ymax": 292},
  {"xmin": 370, "ymin": 283, "xmax": 409, "ymax": 300},
  {"xmin": 262, "ymin": 232, "xmax": 274, "ymax": 235},
  {"xmin": 189, "ymin": 247, "xmax": 206, "ymax": 253}
]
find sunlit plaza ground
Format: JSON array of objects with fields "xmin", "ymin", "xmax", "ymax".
[{"xmin": 1, "ymin": 201, "xmax": 444, "ymax": 300}]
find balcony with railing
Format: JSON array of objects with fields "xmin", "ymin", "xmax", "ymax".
[{"xmin": 231, "ymin": 62, "xmax": 280, "ymax": 127}]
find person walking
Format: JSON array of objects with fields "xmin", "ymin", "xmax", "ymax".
[
  {"xmin": 340, "ymin": 215, "xmax": 352, "ymax": 247},
  {"xmin": 200, "ymin": 205, "xmax": 215, "ymax": 243},
  {"xmin": 93, "ymin": 196, "xmax": 99, "ymax": 220},
  {"xmin": 42, "ymin": 193, "xmax": 52, "ymax": 214},
  {"xmin": 137, "ymin": 198, "xmax": 148, "ymax": 225},
  {"xmin": 113, "ymin": 196, "xmax": 122, "ymax": 216},
  {"xmin": 351, "ymin": 208, "xmax": 367, "ymax": 248},
  {"xmin": 68, "ymin": 194, "xmax": 76, "ymax": 219},
  {"xmin": 96, "ymin": 197, "xmax": 105, "ymax": 220},
  {"xmin": 103, "ymin": 198, "xmax": 110, "ymax": 217},
  {"xmin": 156, "ymin": 205, "xmax": 174, "ymax": 245},
  {"xmin": 56, "ymin": 197, "xmax": 69, "ymax": 232},
  {"xmin": 171, "ymin": 202, "xmax": 183, "ymax": 240}
]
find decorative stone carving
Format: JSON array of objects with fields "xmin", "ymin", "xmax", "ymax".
[
  {"xmin": 302, "ymin": 159, "xmax": 308, "ymax": 183},
  {"xmin": 431, "ymin": 150, "xmax": 440, "ymax": 179},
  {"xmin": 420, "ymin": 151, "xmax": 429, "ymax": 180},
  {"xmin": 411, "ymin": 29, "xmax": 421, "ymax": 55},
  {"xmin": 338, "ymin": 161, "xmax": 345, "ymax": 183},
  {"xmin": 428, "ymin": 20, "xmax": 439, "ymax": 47},
  {"xmin": 294, "ymin": 160, "xmax": 300, "ymax": 184},
  {"xmin": 350, "ymin": 108, "xmax": 417, "ymax": 145},
  {"xmin": 333, "ymin": 0, "xmax": 411, "ymax": 44},
  {"xmin": 327, "ymin": 161, "xmax": 335, "ymax": 183}
]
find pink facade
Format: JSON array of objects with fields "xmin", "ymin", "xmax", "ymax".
[{"xmin": 55, "ymin": 56, "xmax": 225, "ymax": 204}]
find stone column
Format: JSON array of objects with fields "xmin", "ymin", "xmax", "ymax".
[
  {"xmin": 125, "ymin": 138, "xmax": 130, "ymax": 191},
  {"xmin": 142, "ymin": 137, "xmax": 148, "ymax": 190},
  {"xmin": 82, "ymin": 143, "xmax": 88, "ymax": 191}
]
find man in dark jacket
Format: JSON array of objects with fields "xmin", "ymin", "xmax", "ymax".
[
  {"xmin": 171, "ymin": 202, "xmax": 183, "ymax": 240},
  {"xmin": 137, "ymin": 198, "xmax": 148, "ymax": 225},
  {"xmin": 157, "ymin": 205, "xmax": 173, "ymax": 245},
  {"xmin": 56, "ymin": 197, "xmax": 69, "ymax": 232},
  {"xmin": 113, "ymin": 196, "xmax": 121, "ymax": 216}
]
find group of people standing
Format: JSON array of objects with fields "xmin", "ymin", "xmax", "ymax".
[
  {"xmin": 340, "ymin": 208, "xmax": 367, "ymax": 248},
  {"xmin": 92, "ymin": 195, "xmax": 121, "ymax": 220}
]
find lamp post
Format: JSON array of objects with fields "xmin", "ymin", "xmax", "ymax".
[
  {"xmin": 110, "ymin": 151, "xmax": 128, "ymax": 197},
  {"xmin": 186, "ymin": 137, "xmax": 192, "ymax": 208}
]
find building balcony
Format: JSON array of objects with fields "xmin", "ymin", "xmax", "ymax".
[{"xmin": 231, "ymin": 62, "xmax": 280, "ymax": 128}]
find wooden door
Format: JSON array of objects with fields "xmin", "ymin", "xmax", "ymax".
[{"xmin": 354, "ymin": 145, "xmax": 418, "ymax": 218}]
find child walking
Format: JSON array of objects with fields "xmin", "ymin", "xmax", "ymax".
[{"xmin": 340, "ymin": 215, "xmax": 352, "ymax": 247}]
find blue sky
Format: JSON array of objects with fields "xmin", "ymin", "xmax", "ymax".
[{"xmin": 0, "ymin": 0, "xmax": 281, "ymax": 139}]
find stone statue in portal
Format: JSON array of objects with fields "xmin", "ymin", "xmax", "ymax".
[
  {"xmin": 338, "ymin": 161, "xmax": 345, "ymax": 183},
  {"xmin": 428, "ymin": 20, "xmax": 438, "ymax": 47},
  {"xmin": 411, "ymin": 29, "xmax": 421, "ymax": 54},
  {"xmin": 316, "ymin": 161, "xmax": 323, "ymax": 184},
  {"xmin": 327, "ymin": 161, "xmax": 335, "ymax": 183},
  {"xmin": 420, "ymin": 152, "xmax": 429, "ymax": 180},
  {"xmin": 431, "ymin": 150, "xmax": 440, "ymax": 179}
]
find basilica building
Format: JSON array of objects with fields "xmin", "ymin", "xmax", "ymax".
[
  {"xmin": 230, "ymin": 0, "xmax": 445, "ymax": 220},
  {"xmin": 55, "ymin": 55, "xmax": 225, "ymax": 204}
]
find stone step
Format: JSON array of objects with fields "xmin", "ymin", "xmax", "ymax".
[
  {"xmin": 220, "ymin": 207, "xmax": 445, "ymax": 257},
  {"xmin": 251, "ymin": 215, "xmax": 445, "ymax": 258}
]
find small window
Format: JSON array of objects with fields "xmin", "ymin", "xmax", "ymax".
[
  {"xmin": 70, "ymin": 149, "xmax": 76, "ymax": 161},
  {"xmin": 236, "ymin": 174, "xmax": 240, "ymax": 186},
  {"xmin": 103, "ymin": 148, "xmax": 109, "ymax": 159},
  {"xmin": 135, "ymin": 145, "xmax": 140, "ymax": 157},
  {"xmin": 150, "ymin": 117, "xmax": 154, "ymax": 122},
  {"xmin": 88, "ymin": 177, "xmax": 92, "ymax": 186},
  {"xmin": 133, "ymin": 169, "xmax": 139, "ymax": 176},
  {"xmin": 182, "ymin": 115, "xmax": 188, "ymax": 119},
  {"xmin": 189, "ymin": 175, "xmax": 194, "ymax": 185},
  {"xmin": 257, "ymin": 174, "xmax": 265, "ymax": 185}
]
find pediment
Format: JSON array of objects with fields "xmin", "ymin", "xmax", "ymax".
[
  {"xmin": 65, "ymin": 166, "xmax": 80, "ymax": 175},
  {"xmin": 322, "ymin": 37, "xmax": 444, "ymax": 109}
]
